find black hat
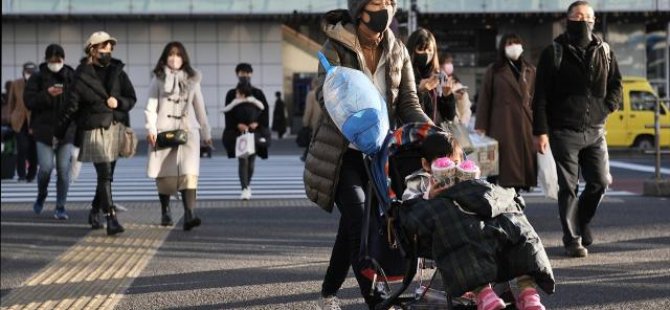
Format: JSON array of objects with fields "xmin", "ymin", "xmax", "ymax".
[
  {"xmin": 235, "ymin": 63, "xmax": 253, "ymax": 74},
  {"xmin": 45, "ymin": 44, "xmax": 65, "ymax": 60}
]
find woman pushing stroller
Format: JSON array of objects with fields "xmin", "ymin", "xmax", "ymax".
[{"xmin": 401, "ymin": 131, "xmax": 554, "ymax": 310}]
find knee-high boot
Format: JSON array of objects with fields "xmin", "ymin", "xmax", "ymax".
[
  {"xmin": 102, "ymin": 181, "xmax": 124, "ymax": 236},
  {"xmin": 106, "ymin": 207, "xmax": 125, "ymax": 236},
  {"xmin": 89, "ymin": 193, "xmax": 103, "ymax": 230},
  {"xmin": 159, "ymin": 194, "xmax": 173, "ymax": 226},
  {"xmin": 181, "ymin": 189, "xmax": 201, "ymax": 231}
]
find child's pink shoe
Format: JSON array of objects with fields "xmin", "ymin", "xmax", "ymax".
[
  {"xmin": 476, "ymin": 286, "xmax": 506, "ymax": 310},
  {"xmin": 516, "ymin": 288, "xmax": 546, "ymax": 310}
]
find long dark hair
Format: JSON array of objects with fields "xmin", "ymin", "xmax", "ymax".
[
  {"xmin": 406, "ymin": 28, "xmax": 440, "ymax": 77},
  {"xmin": 493, "ymin": 33, "xmax": 525, "ymax": 70},
  {"xmin": 153, "ymin": 41, "xmax": 196, "ymax": 79}
]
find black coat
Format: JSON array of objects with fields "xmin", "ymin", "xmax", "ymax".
[
  {"xmin": 533, "ymin": 33, "xmax": 623, "ymax": 135},
  {"xmin": 56, "ymin": 58, "xmax": 136, "ymax": 139},
  {"xmin": 398, "ymin": 180, "xmax": 555, "ymax": 297},
  {"xmin": 24, "ymin": 63, "xmax": 76, "ymax": 145},
  {"xmin": 271, "ymin": 98, "xmax": 287, "ymax": 134},
  {"xmin": 222, "ymin": 87, "xmax": 270, "ymax": 159}
]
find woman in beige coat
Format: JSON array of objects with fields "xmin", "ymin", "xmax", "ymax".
[{"xmin": 145, "ymin": 42, "xmax": 212, "ymax": 231}]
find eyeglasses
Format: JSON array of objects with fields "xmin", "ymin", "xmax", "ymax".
[{"xmin": 569, "ymin": 13, "xmax": 596, "ymax": 23}]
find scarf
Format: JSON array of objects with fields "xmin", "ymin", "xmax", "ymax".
[{"xmin": 163, "ymin": 67, "xmax": 189, "ymax": 102}]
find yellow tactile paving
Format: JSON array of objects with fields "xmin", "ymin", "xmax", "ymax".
[{"xmin": 0, "ymin": 224, "xmax": 172, "ymax": 310}]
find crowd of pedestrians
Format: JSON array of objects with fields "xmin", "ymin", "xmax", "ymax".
[{"xmin": 0, "ymin": 0, "xmax": 622, "ymax": 308}]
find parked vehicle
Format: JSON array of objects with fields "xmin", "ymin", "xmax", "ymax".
[{"xmin": 605, "ymin": 76, "xmax": 669, "ymax": 149}]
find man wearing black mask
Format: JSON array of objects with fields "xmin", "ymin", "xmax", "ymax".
[
  {"xmin": 532, "ymin": 1, "xmax": 622, "ymax": 258},
  {"xmin": 222, "ymin": 63, "xmax": 270, "ymax": 200}
]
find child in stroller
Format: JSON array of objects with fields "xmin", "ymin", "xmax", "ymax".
[
  {"xmin": 401, "ymin": 132, "xmax": 551, "ymax": 310},
  {"xmin": 363, "ymin": 123, "xmax": 554, "ymax": 310}
]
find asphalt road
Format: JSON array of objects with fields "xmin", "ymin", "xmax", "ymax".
[{"xmin": 1, "ymin": 139, "xmax": 668, "ymax": 309}]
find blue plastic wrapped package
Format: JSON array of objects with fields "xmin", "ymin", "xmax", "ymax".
[{"xmin": 318, "ymin": 51, "xmax": 390, "ymax": 155}]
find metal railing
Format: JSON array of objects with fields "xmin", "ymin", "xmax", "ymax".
[{"xmin": 643, "ymin": 98, "xmax": 670, "ymax": 180}]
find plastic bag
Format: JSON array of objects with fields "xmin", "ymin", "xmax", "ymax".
[
  {"xmin": 537, "ymin": 145, "xmax": 558, "ymax": 200},
  {"xmin": 318, "ymin": 51, "xmax": 389, "ymax": 155},
  {"xmin": 235, "ymin": 131, "xmax": 256, "ymax": 158}
]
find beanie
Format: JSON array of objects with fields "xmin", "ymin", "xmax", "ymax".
[{"xmin": 44, "ymin": 44, "xmax": 65, "ymax": 60}]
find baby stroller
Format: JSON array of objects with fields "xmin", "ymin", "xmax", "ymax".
[{"xmin": 361, "ymin": 123, "xmax": 529, "ymax": 310}]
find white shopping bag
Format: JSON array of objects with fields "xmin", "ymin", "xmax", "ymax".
[
  {"xmin": 537, "ymin": 145, "xmax": 558, "ymax": 200},
  {"xmin": 235, "ymin": 131, "xmax": 255, "ymax": 158}
]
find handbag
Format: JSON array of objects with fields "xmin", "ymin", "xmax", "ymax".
[
  {"xmin": 156, "ymin": 129, "xmax": 188, "ymax": 148},
  {"xmin": 235, "ymin": 131, "xmax": 256, "ymax": 158},
  {"xmin": 296, "ymin": 126, "xmax": 312, "ymax": 147},
  {"xmin": 119, "ymin": 126, "xmax": 138, "ymax": 158}
]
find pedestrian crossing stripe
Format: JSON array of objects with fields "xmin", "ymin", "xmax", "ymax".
[{"xmin": 0, "ymin": 155, "xmax": 635, "ymax": 203}]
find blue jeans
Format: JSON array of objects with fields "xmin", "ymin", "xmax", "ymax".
[{"xmin": 35, "ymin": 141, "xmax": 73, "ymax": 207}]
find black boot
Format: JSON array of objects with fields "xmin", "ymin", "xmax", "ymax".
[
  {"xmin": 181, "ymin": 189, "xmax": 201, "ymax": 231},
  {"xmin": 159, "ymin": 194, "xmax": 173, "ymax": 226},
  {"xmin": 88, "ymin": 208, "xmax": 103, "ymax": 230},
  {"xmin": 106, "ymin": 209, "xmax": 125, "ymax": 236}
]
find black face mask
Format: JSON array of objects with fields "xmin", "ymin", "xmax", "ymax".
[
  {"xmin": 362, "ymin": 8, "xmax": 391, "ymax": 33},
  {"xmin": 238, "ymin": 76, "xmax": 250, "ymax": 84},
  {"xmin": 97, "ymin": 52, "xmax": 112, "ymax": 66},
  {"xmin": 413, "ymin": 54, "xmax": 433, "ymax": 79},
  {"xmin": 566, "ymin": 20, "xmax": 594, "ymax": 47}
]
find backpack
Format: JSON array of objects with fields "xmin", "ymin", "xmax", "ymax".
[{"xmin": 552, "ymin": 41, "xmax": 611, "ymax": 74}]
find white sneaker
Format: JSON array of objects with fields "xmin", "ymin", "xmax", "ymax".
[
  {"xmin": 240, "ymin": 188, "xmax": 251, "ymax": 200},
  {"xmin": 317, "ymin": 296, "xmax": 341, "ymax": 310}
]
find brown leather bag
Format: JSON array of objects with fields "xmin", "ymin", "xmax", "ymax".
[{"xmin": 119, "ymin": 126, "xmax": 138, "ymax": 158}]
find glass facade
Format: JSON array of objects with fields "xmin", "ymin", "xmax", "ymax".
[{"xmin": 3, "ymin": 0, "xmax": 668, "ymax": 15}]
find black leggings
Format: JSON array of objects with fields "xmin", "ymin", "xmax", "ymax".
[
  {"xmin": 321, "ymin": 149, "xmax": 378, "ymax": 307},
  {"xmin": 92, "ymin": 161, "xmax": 116, "ymax": 214},
  {"xmin": 238, "ymin": 155, "xmax": 256, "ymax": 189}
]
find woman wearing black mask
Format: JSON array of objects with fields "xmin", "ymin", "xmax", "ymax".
[
  {"xmin": 305, "ymin": 0, "xmax": 431, "ymax": 308},
  {"xmin": 56, "ymin": 31, "xmax": 137, "ymax": 236},
  {"xmin": 406, "ymin": 28, "xmax": 441, "ymax": 120}
]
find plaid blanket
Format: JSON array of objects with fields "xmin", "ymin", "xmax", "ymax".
[{"xmin": 398, "ymin": 180, "xmax": 555, "ymax": 296}]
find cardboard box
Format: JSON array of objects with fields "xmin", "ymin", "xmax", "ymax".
[{"xmin": 467, "ymin": 134, "xmax": 499, "ymax": 177}]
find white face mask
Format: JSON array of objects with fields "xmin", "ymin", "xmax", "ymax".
[
  {"xmin": 48, "ymin": 62, "xmax": 64, "ymax": 73},
  {"xmin": 505, "ymin": 44, "xmax": 524, "ymax": 61},
  {"xmin": 442, "ymin": 63, "xmax": 454, "ymax": 76},
  {"xmin": 167, "ymin": 55, "xmax": 183, "ymax": 70},
  {"xmin": 23, "ymin": 73, "xmax": 31, "ymax": 80}
]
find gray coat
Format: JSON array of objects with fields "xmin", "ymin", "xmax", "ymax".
[
  {"xmin": 145, "ymin": 69, "xmax": 211, "ymax": 179},
  {"xmin": 303, "ymin": 11, "xmax": 431, "ymax": 212}
]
